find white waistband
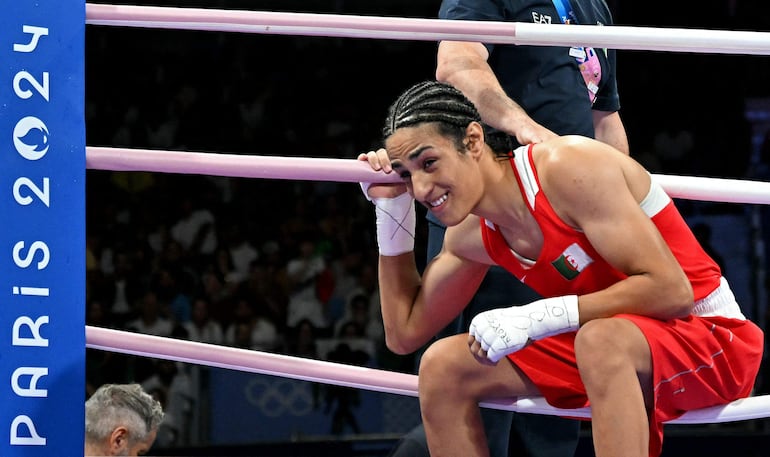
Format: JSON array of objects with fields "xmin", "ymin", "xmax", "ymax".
[{"xmin": 692, "ymin": 277, "xmax": 746, "ymax": 320}]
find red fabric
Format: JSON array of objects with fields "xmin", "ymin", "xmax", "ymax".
[
  {"xmin": 479, "ymin": 144, "xmax": 762, "ymax": 455},
  {"xmin": 315, "ymin": 268, "xmax": 335, "ymax": 304},
  {"xmin": 480, "ymin": 144, "xmax": 722, "ymax": 300},
  {"xmin": 508, "ymin": 314, "xmax": 764, "ymax": 456}
]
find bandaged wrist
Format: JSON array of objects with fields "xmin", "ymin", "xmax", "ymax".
[
  {"xmin": 469, "ymin": 295, "xmax": 579, "ymax": 363},
  {"xmin": 525, "ymin": 295, "xmax": 580, "ymax": 340},
  {"xmin": 373, "ymin": 192, "xmax": 415, "ymax": 256}
]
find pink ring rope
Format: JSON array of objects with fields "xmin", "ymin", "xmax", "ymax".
[
  {"xmin": 87, "ymin": 146, "xmax": 770, "ymax": 205},
  {"xmin": 85, "ymin": 3, "xmax": 770, "ymax": 55},
  {"xmin": 86, "ymin": 326, "xmax": 770, "ymax": 424}
]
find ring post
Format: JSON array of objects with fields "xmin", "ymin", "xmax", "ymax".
[{"xmin": 1, "ymin": 1, "xmax": 85, "ymax": 455}]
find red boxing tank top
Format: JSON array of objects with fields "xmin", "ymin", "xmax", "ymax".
[{"xmin": 480, "ymin": 145, "xmax": 722, "ymax": 300}]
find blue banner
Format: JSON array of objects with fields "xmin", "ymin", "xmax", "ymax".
[
  {"xmin": 209, "ymin": 369, "xmax": 385, "ymax": 443},
  {"xmin": 0, "ymin": 1, "xmax": 85, "ymax": 455}
]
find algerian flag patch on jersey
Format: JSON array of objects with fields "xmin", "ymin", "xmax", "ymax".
[{"xmin": 551, "ymin": 243, "xmax": 593, "ymax": 280}]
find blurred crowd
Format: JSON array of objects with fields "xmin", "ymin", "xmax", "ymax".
[
  {"xmin": 84, "ymin": 11, "xmax": 436, "ymax": 446},
  {"xmin": 84, "ymin": 169, "xmax": 398, "ymax": 445}
]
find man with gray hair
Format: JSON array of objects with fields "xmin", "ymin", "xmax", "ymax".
[{"xmin": 85, "ymin": 383, "xmax": 165, "ymax": 456}]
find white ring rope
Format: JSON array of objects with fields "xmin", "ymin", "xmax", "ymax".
[
  {"xmin": 85, "ymin": 326, "xmax": 770, "ymax": 424},
  {"xmin": 87, "ymin": 146, "xmax": 770, "ymax": 205},
  {"xmin": 84, "ymin": 3, "xmax": 770, "ymax": 55}
]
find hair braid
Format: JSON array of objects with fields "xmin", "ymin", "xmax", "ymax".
[{"xmin": 383, "ymin": 81, "xmax": 513, "ymax": 156}]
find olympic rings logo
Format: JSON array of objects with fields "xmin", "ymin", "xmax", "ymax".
[{"xmin": 245, "ymin": 377, "xmax": 314, "ymax": 417}]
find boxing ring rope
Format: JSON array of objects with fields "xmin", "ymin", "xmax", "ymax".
[
  {"xmin": 81, "ymin": 3, "xmax": 770, "ymax": 426},
  {"xmin": 84, "ymin": 3, "xmax": 770, "ymax": 55},
  {"xmin": 85, "ymin": 326, "xmax": 770, "ymax": 424},
  {"xmin": 87, "ymin": 146, "xmax": 770, "ymax": 205},
  {"xmin": 85, "ymin": 148, "xmax": 770, "ymax": 423}
]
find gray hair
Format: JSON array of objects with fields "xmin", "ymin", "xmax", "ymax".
[{"xmin": 85, "ymin": 383, "xmax": 164, "ymax": 446}]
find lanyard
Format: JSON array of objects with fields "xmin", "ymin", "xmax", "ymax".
[
  {"xmin": 551, "ymin": 0, "xmax": 579, "ymax": 24},
  {"xmin": 550, "ymin": 0, "xmax": 601, "ymax": 104}
]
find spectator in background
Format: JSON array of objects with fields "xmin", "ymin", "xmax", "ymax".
[
  {"xmin": 126, "ymin": 290, "xmax": 175, "ymax": 382},
  {"xmin": 238, "ymin": 259, "xmax": 289, "ymax": 332},
  {"xmin": 198, "ymin": 248, "xmax": 242, "ymax": 308},
  {"xmin": 346, "ymin": 263, "xmax": 383, "ymax": 330},
  {"xmin": 126, "ymin": 290, "xmax": 173, "ymax": 337},
  {"xmin": 170, "ymin": 195, "xmax": 218, "ymax": 264},
  {"xmin": 183, "ymin": 296, "xmax": 224, "ymax": 345},
  {"xmin": 224, "ymin": 297, "xmax": 280, "ymax": 351},
  {"xmin": 286, "ymin": 239, "xmax": 330, "ymax": 333},
  {"xmin": 141, "ymin": 360, "xmax": 195, "ymax": 448},
  {"xmin": 84, "ymin": 383, "xmax": 164, "ymax": 456},
  {"xmin": 86, "ymin": 300, "xmax": 133, "ymax": 396},
  {"xmin": 326, "ymin": 249, "xmax": 366, "ymax": 323},
  {"xmin": 323, "ymin": 342, "xmax": 370, "ymax": 435},
  {"xmin": 225, "ymin": 223, "xmax": 260, "ymax": 283},
  {"xmin": 100, "ymin": 250, "xmax": 144, "ymax": 328},
  {"xmin": 335, "ymin": 293, "xmax": 385, "ymax": 345},
  {"xmin": 280, "ymin": 198, "xmax": 317, "ymax": 254},
  {"xmin": 153, "ymin": 267, "xmax": 193, "ymax": 325},
  {"xmin": 285, "ymin": 318, "xmax": 320, "ymax": 360}
]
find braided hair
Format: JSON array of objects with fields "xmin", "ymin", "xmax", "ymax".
[{"xmin": 382, "ymin": 80, "xmax": 513, "ymax": 157}]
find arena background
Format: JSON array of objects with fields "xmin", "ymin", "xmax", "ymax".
[{"xmin": 83, "ymin": 1, "xmax": 770, "ymax": 455}]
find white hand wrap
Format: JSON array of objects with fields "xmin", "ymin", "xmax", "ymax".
[
  {"xmin": 360, "ymin": 183, "xmax": 416, "ymax": 256},
  {"xmin": 469, "ymin": 295, "xmax": 580, "ymax": 363}
]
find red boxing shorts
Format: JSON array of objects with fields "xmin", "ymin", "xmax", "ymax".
[{"xmin": 507, "ymin": 313, "xmax": 763, "ymax": 457}]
